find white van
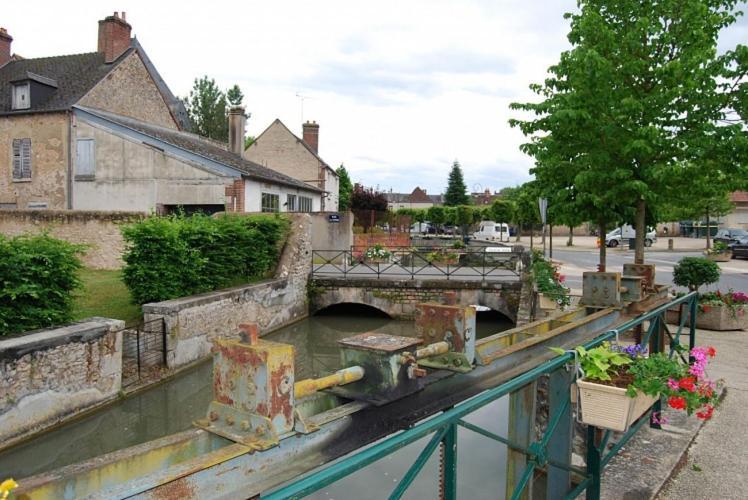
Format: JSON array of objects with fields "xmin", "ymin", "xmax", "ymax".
[
  {"xmin": 473, "ymin": 221, "xmax": 511, "ymax": 242},
  {"xmin": 605, "ymin": 225, "xmax": 657, "ymax": 247}
]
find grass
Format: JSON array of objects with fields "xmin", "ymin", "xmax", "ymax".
[{"xmin": 72, "ymin": 268, "xmax": 141, "ymax": 325}]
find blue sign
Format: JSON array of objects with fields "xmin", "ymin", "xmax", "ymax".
[{"xmin": 328, "ymin": 214, "xmax": 341, "ymax": 223}]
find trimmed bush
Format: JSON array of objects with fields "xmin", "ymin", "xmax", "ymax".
[
  {"xmin": 0, "ymin": 234, "xmax": 84, "ymax": 335},
  {"xmin": 121, "ymin": 214, "xmax": 289, "ymax": 304},
  {"xmin": 673, "ymin": 257, "xmax": 720, "ymax": 291}
]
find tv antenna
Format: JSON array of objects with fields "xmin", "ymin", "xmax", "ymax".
[{"xmin": 295, "ymin": 92, "xmax": 312, "ymax": 123}]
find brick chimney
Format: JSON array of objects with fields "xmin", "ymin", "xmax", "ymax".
[
  {"xmin": 98, "ymin": 12, "xmax": 132, "ymax": 63},
  {"xmin": 302, "ymin": 121, "xmax": 319, "ymax": 154},
  {"xmin": 0, "ymin": 28, "xmax": 12, "ymax": 67},
  {"xmin": 228, "ymin": 106, "xmax": 247, "ymax": 156}
]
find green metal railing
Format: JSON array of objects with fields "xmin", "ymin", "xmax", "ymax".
[{"xmin": 264, "ymin": 292, "xmax": 699, "ymax": 500}]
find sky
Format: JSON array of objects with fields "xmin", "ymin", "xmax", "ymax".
[{"xmin": 5, "ymin": 1, "xmax": 747, "ymax": 195}]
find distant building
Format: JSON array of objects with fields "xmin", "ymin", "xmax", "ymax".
[
  {"xmin": 244, "ymin": 119, "xmax": 339, "ymax": 211},
  {"xmin": 724, "ymin": 191, "xmax": 748, "ymax": 229},
  {"xmin": 471, "ymin": 188, "xmax": 501, "ymax": 206},
  {"xmin": 386, "ymin": 187, "xmax": 443, "ymax": 211},
  {"xmin": 0, "ymin": 13, "xmax": 324, "ymax": 214}
]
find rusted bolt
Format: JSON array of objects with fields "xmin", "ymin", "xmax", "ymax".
[
  {"xmin": 278, "ymin": 376, "xmax": 292, "ymax": 394},
  {"xmin": 209, "ymin": 411, "xmax": 219, "ymax": 421},
  {"xmin": 240, "ymin": 420, "xmax": 251, "ymax": 430},
  {"xmin": 226, "ymin": 415, "xmax": 235, "ymax": 426},
  {"xmin": 228, "ymin": 379, "xmax": 236, "ymax": 390},
  {"xmin": 464, "ymin": 328, "xmax": 472, "ymax": 340},
  {"xmin": 453, "ymin": 358, "xmax": 463, "ymax": 367}
]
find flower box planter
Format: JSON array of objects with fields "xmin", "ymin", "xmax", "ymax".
[
  {"xmin": 539, "ymin": 293, "xmax": 559, "ymax": 310},
  {"xmin": 666, "ymin": 305, "xmax": 747, "ymax": 331},
  {"xmin": 705, "ymin": 251, "xmax": 732, "ymax": 262},
  {"xmin": 363, "ymin": 257, "xmax": 390, "ymax": 265},
  {"xmin": 577, "ymin": 379, "xmax": 657, "ymax": 432},
  {"xmin": 432, "ymin": 256, "xmax": 460, "ymax": 266}
]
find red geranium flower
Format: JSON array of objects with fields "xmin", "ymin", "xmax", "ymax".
[
  {"xmin": 696, "ymin": 405, "xmax": 714, "ymax": 420},
  {"xmin": 702, "ymin": 305, "xmax": 711, "ymax": 313},
  {"xmin": 678, "ymin": 377, "xmax": 697, "ymax": 392},
  {"xmin": 668, "ymin": 396, "xmax": 687, "ymax": 410},
  {"xmin": 707, "ymin": 347, "xmax": 716, "ymax": 358}
]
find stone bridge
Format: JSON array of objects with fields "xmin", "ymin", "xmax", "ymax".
[{"xmin": 309, "ymin": 277, "xmax": 531, "ymax": 324}]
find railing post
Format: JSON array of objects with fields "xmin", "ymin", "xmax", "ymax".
[
  {"xmin": 585, "ymin": 426, "xmax": 601, "ymax": 500},
  {"xmin": 440, "ymin": 422, "xmax": 458, "ymax": 500},
  {"xmin": 506, "ymin": 381, "xmax": 536, "ymax": 500},
  {"xmin": 547, "ymin": 368, "xmax": 573, "ymax": 496},
  {"xmin": 161, "ymin": 318, "xmax": 167, "ymax": 366},
  {"xmin": 689, "ymin": 293, "xmax": 697, "ymax": 354},
  {"xmin": 649, "ymin": 315, "xmax": 663, "ymax": 429},
  {"xmin": 136, "ymin": 327, "xmax": 142, "ymax": 380}
]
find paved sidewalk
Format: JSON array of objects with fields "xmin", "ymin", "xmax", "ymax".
[{"xmin": 539, "ymin": 236, "xmax": 708, "ymax": 252}]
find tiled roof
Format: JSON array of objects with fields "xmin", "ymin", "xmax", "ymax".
[
  {"xmin": 731, "ymin": 191, "xmax": 748, "ymax": 203},
  {"xmin": 408, "ymin": 187, "xmax": 432, "ymax": 203},
  {"xmin": 77, "ymin": 107, "xmax": 323, "ymax": 192},
  {"xmin": 0, "ymin": 50, "xmax": 132, "ymax": 115}
]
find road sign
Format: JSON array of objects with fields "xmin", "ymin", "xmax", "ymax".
[
  {"xmin": 328, "ymin": 214, "xmax": 341, "ymax": 223},
  {"xmin": 538, "ymin": 198, "xmax": 548, "ymax": 224}
]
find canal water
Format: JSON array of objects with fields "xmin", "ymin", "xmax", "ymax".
[{"xmin": 0, "ymin": 307, "xmax": 512, "ymax": 499}]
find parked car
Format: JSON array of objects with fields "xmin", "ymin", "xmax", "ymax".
[
  {"xmin": 714, "ymin": 228, "xmax": 748, "ymax": 245},
  {"xmin": 729, "ymin": 236, "xmax": 748, "ymax": 259},
  {"xmin": 605, "ymin": 225, "xmax": 657, "ymax": 247}
]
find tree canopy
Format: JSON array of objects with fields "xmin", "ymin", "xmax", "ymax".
[
  {"xmin": 183, "ymin": 77, "xmax": 248, "ymax": 143},
  {"xmin": 444, "ymin": 161, "xmax": 470, "ymax": 206},
  {"xmin": 337, "ymin": 164, "xmax": 354, "ymax": 211},
  {"xmin": 510, "ymin": 0, "xmax": 747, "ymax": 268}
]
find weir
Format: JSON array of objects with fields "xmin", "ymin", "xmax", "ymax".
[{"xmin": 13, "ymin": 264, "xmax": 699, "ymax": 499}]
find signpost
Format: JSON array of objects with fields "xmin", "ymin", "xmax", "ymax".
[
  {"xmin": 328, "ymin": 214, "xmax": 341, "ymax": 223},
  {"xmin": 538, "ymin": 198, "xmax": 548, "ymax": 258}
]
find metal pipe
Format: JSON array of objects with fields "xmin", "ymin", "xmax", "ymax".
[
  {"xmin": 294, "ymin": 366, "xmax": 365, "ymax": 399},
  {"xmin": 415, "ymin": 341, "xmax": 450, "ymax": 359}
]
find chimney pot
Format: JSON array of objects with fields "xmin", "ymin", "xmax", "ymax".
[
  {"xmin": 302, "ymin": 120, "xmax": 320, "ymax": 154},
  {"xmin": 228, "ymin": 105, "xmax": 247, "ymax": 156},
  {"xmin": 98, "ymin": 12, "xmax": 132, "ymax": 63},
  {"xmin": 0, "ymin": 27, "xmax": 12, "ymax": 67}
]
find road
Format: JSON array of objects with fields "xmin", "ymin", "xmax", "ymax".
[{"xmin": 550, "ymin": 249, "xmax": 748, "ymax": 293}]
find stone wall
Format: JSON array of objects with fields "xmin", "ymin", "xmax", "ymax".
[
  {"xmin": 311, "ymin": 278, "xmax": 522, "ymax": 322},
  {"xmin": 0, "ymin": 209, "xmax": 145, "ymax": 269},
  {"xmin": 142, "ymin": 214, "xmax": 312, "ymax": 368},
  {"xmin": 310, "ymin": 211, "xmax": 353, "ymax": 250},
  {"xmin": 79, "ymin": 52, "xmax": 178, "ymax": 130},
  {"xmin": 0, "ymin": 112, "xmax": 69, "ymax": 210},
  {"xmin": 0, "ymin": 318, "xmax": 124, "ymax": 445}
]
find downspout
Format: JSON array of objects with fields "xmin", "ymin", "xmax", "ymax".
[{"xmin": 67, "ymin": 111, "xmax": 73, "ymax": 209}]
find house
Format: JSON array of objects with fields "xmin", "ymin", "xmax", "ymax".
[
  {"xmin": 386, "ymin": 187, "xmax": 442, "ymax": 211},
  {"xmin": 723, "ymin": 191, "xmax": 748, "ymax": 229},
  {"xmin": 244, "ymin": 119, "xmax": 339, "ymax": 211},
  {"xmin": 471, "ymin": 188, "xmax": 501, "ymax": 206},
  {"xmin": 0, "ymin": 13, "xmax": 323, "ymax": 214}
]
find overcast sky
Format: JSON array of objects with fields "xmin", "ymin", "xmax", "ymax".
[{"xmin": 5, "ymin": 1, "xmax": 747, "ymax": 195}]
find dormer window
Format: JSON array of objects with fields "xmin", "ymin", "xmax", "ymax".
[{"xmin": 12, "ymin": 82, "xmax": 30, "ymax": 110}]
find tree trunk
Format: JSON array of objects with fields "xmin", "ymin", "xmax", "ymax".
[
  {"xmin": 567, "ymin": 225, "xmax": 573, "ymax": 246},
  {"xmin": 705, "ymin": 210, "xmax": 711, "ymax": 250},
  {"xmin": 516, "ymin": 223, "xmax": 521, "ymax": 242},
  {"xmin": 530, "ymin": 225, "xmax": 534, "ymax": 249},
  {"xmin": 634, "ymin": 197, "xmax": 646, "ymax": 265},
  {"xmin": 598, "ymin": 217, "xmax": 606, "ymax": 272}
]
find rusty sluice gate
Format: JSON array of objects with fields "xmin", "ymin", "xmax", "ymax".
[{"xmin": 16, "ymin": 265, "xmax": 671, "ymax": 499}]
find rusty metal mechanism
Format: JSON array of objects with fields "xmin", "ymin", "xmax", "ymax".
[{"xmin": 413, "ymin": 303, "xmax": 476, "ymax": 373}]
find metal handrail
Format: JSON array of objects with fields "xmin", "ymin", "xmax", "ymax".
[{"xmin": 264, "ymin": 292, "xmax": 699, "ymax": 500}]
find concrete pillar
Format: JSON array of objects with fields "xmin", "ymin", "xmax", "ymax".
[{"xmin": 228, "ymin": 106, "xmax": 247, "ymax": 156}]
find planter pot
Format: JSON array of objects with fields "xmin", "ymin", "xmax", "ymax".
[
  {"xmin": 577, "ymin": 379, "xmax": 657, "ymax": 432},
  {"xmin": 363, "ymin": 258, "xmax": 390, "ymax": 265},
  {"xmin": 705, "ymin": 251, "xmax": 732, "ymax": 262},
  {"xmin": 433, "ymin": 257, "xmax": 460, "ymax": 266},
  {"xmin": 666, "ymin": 304, "xmax": 747, "ymax": 331},
  {"xmin": 539, "ymin": 293, "xmax": 560, "ymax": 310}
]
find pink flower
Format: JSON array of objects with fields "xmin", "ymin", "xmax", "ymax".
[
  {"xmin": 667, "ymin": 378, "xmax": 680, "ymax": 391},
  {"xmin": 651, "ymin": 412, "xmax": 669, "ymax": 425}
]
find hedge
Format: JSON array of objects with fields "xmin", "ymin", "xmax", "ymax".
[
  {"xmin": 121, "ymin": 214, "xmax": 289, "ymax": 304},
  {"xmin": 0, "ymin": 234, "xmax": 84, "ymax": 335}
]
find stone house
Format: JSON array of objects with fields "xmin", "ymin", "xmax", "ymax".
[
  {"xmin": 244, "ymin": 119, "xmax": 339, "ymax": 211},
  {"xmin": 0, "ymin": 13, "xmax": 323, "ymax": 214},
  {"xmin": 723, "ymin": 191, "xmax": 748, "ymax": 229},
  {"xmin": 471, "ymin": 188, "xmax": 501, "ymax": 206},
  {"xmin": 386, "ymin": 187, "xmax": 442, "ymax": 211}
]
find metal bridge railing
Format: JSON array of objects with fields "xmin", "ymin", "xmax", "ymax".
[
  {"xmin": 264, "ymin": 292, "xmax": 699, "ymax": 500},
  {"xmin": 311, "ymin": 246, "xmax": 525, "ymax": 281}
]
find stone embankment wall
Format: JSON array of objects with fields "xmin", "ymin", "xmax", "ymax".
[
  {"xmin": 143, "ymin": 214, "xmax": 312, "ymax": 368},
  {"xmin": 0, "ymin": 210, "xmax": 145, "ymax": 269},
  {"xmin": 0, "ymin": 318, "xmax": 124, "ymax": 445}
]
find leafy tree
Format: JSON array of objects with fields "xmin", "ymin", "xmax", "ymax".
[
  {"xmin": 673, "ymin": 257, "xmax": 721, "ymax": 292},
  {"xmin": 244, "ymin": 136, "xmax": 256, "ymax": 149},
  {"xmin": 427, "ymin": 206, "xmax": 447, "ymax": 233},
  {"xmin": 351, "ymin": 184, "xmax": 388, "ymax": 232},
  {"xmin": 511, "ymin": 0, "xmax": 746, "ymax": 268},
  {"xmin": 183, "ymin": 76, "xmax": 229, "ymax": 141},
  {"xmin": 336, "ymin": 164, "xmax": 354, "ymax": 211},
  {"xmin": 444, "ymin": 161, "xmax": 470, "ymax": 206},
  {"xmin": 489, "ymin": 199, "xmax": 515, "ymax": 224},
  {"xmin": 227, "ymin": 84, "xmax": 244, "ymax": 106}
]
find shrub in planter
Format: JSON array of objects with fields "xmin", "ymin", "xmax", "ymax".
[
  {"xmin": 362, "ymin": 244, "xmax": 392, "ymax": 263},
  {"xmin": 0, "ymin": 234, "xmax": 84, "ymax": 335},
  {"xmin": 553, "ymin": 343, "xmax": 719, "ymax": 431},
  {"xmin": 426, "ymin": 248, "xmax": 460, "ymax": 265},
  {"xmin": 704, "ymin": 241, "xmax": 732, "ymax": 262},
  {"xmin": 532, "ymin": 252, "xmax": 570, "ymax": 308},
  {"xmin": 672, "ymin": 257, "xmax": 720, "ymax": 291}
]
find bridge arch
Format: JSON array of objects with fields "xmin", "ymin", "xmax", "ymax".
[{"xmin": 313, "ymin": 302, "xmax": 391, "ymax": 319}]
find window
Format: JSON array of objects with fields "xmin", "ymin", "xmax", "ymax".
[
  {"xmin": 299, "ymin": 196, "xmax": 313, "ymax": 213},
  {"xmin": 12, "ymin": 138, "xmax": 31, "ymax": 181},
  {"xmin": 12, "ymin": 83, "xmax": 30, "ymax": 110},
  {"xmin": 76, "ymin": 139, "xmax": 95, "ymax": 178},
  {"xmin": 261, "ymin": 193, "xmax": 280, "ymax": 213},
  {"xmin": 286, "ymin": 194, "xmax": 297, "ymax": 212}
]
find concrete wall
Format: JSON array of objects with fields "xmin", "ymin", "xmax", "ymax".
[
  {"xmin": 311, "ymin": 278, "xmax": 522, "ymax": 322},
  {"xmin": 142, "ymin": 214, "xmax": 312, "ymax": 368},
  {"xmin": 310, "ymin": 211, "xmax": 353, "ymax": 250},
  {"xmin": 0, "ymin": 112, "xmax": 69, "ymax": 210},
  {"xmin": 244, "ymin": 178, "xmax": 321, "ymax": 213},
  {"xmin": 0, "ymin": 318, "xmax": 124, "ymax": 445},
  {"xmin": 72, "ymin": 118, "xmax": 232, "ymax": 212},
  {"xmin": 78, "ymin": 52, "xmax": 178, "ymax": 130},
  {"xmin": 0, "ymin": 209, "xmax": 145, "ymax": 269}
]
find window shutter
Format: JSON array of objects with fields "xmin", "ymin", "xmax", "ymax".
[
  {"xmin": 12, "ymin": 139, "xmax": 21, "ymax": 179},
  {"xmin": 21, "ymin": 139, "xmax": 31, "ymax": 179},
  {"xmin": 76, "ymin": 139, "xmax": 95, "ymax": 177}
]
